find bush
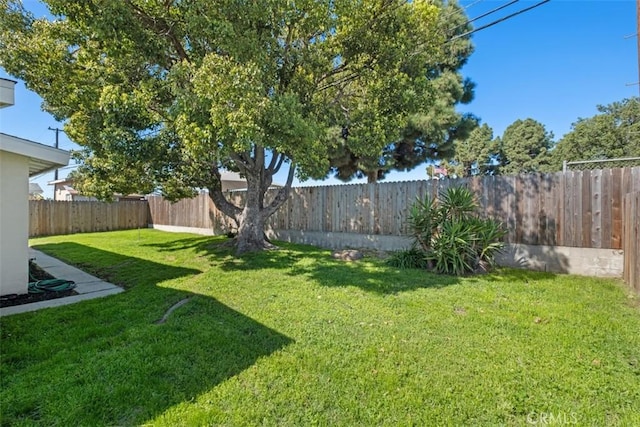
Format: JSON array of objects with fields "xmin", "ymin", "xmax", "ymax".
[
  {"xmin": 386, "ymin": 248, "xmax": 430, "ymax": 269},
  {"xmin": 428, "ymin": 219, "xmax": 476, "ymax": 275},
  {"xmin": 404, "ymin": 186, "xmax": 506, "ymax": 275}
]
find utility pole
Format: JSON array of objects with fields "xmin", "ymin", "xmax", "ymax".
[
  {"xmin": 637, "ymin": 0, "xmax": 640, "ymax": 96},
  {"xmin": 48, "ymin": 127, "xmax": 63, "ymax": 180}
]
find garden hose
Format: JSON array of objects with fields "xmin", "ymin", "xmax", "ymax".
[
  {"xmin": 28, "ymin": 259, "xmax": 76, "ymax": 294},
  {"xmin": 28, "ymin": 279, "xmax": 76, "ymax": 294}
]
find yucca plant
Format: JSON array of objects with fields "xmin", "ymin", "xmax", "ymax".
[
  {"xmin": 406, "ymin": 193, "xmax": 440, "ymax": 253},
  {"xmin": 473, "ymin": 217, "xmax": 507, "ymax": 269},
  {"xmin": 404, "ymin": 186, "xmax": 506, "ymax": 275},
  {"xmin": 439, "ymin": 186, "xmax": 476, "ymax": 222},
  {"xmin": 427, "ymin": 219, "xmax": 477, "ymax": 275}
]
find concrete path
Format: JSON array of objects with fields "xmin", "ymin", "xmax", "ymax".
[{"xmin": 0, "ymin": 249, "xmax": 124, "ymax": 317}]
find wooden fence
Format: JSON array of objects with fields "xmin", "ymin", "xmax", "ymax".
[
  {"xmin": 29, "ymin": 200, "xmax": 149, "ymax": 237},
  {"xmin": 623, "ymin": 192, "xmax": 640, "ymax": 293},
  {"xmin": 147, "ymin": 167, "xmax": 640, "ymax": 250}
]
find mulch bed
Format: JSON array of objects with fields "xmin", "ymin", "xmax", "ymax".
[{"xmin": 0, "ymin": 262, "xmax": 78, "ymax": 309}]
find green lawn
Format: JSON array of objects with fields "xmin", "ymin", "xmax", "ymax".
[{"xmin": 1, "ymin": 229, "xmax": 639, "ymax": 426}]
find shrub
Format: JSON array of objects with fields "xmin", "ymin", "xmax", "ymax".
[
  {"xmin": 386, "ymin": 248, "xmax": 430, "ymax": 269},
  {"xmin": 472, "ymin": 217, "xmax": 507, "ymax": 270},
  {"xmin": 428, "ymin": 219, "xmax": 477, "ymax": 275},
  {"xmin": 407, "ymin": 193, "xmax": 439, "ymax": 254},
  {"xmin": 404, "ymin": 186, "xmax": 506, "ymax": 275}
]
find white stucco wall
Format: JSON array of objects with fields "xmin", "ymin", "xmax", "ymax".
[{"xmin": 0, "ymin": 150, "xmax": 29, "ymax": 295}]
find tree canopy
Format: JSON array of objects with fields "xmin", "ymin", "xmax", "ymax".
[
  {"xmin": 0, "ymin": 0, "xmax": 474, "ymax": 253},
  {"xmin": 327, "ymin": 3, "xmax": 476, "ymax": 184},
  {"xmin": 499, "ymin": 118, "xmax": 554, "ymax": 175},
  {"xmin": 450, "ymin": 122, "xmax": 500, "ymax": 177},
  {"xmin": 550, "ymin": 98, "xmax": 640, "ymax": 169}
]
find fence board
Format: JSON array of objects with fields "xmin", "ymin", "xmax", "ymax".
[
  {"xmin": 567, "ymin": 171, "xmax": 576, "ymax": 247},
  {"xmin": 581, "ymin": 171, "xmax": 591, "ymax": 247},
  {"xmin": 623, "ymin": 192, "xmax": 640, "ymax": 293},
  {"xmin": 601, "ymin": 169, "xmax": 612, "ymax": 248},
  {"xmin": 584, "ymin": 170, "xmax": 602, "ymax": 247},
  {"xmin": 611, "ymin": 168, "xmax": 623, "ymax": 248}
]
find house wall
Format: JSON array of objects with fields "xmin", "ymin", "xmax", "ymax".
[
  {"xmin": 0, "ymin": 151, "xmax": 29, "ymax": 296},
  {"xmin": 222, "ymin": 181, "xmax": 248, "ymax": 192}
]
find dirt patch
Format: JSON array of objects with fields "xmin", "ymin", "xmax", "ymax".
[{"xmin": 0, "ymin": 262, "xmax": 78, "ymax": 309}]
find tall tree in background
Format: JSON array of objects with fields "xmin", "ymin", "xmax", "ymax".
[
  {"xmin": 451, "ymin": 123, "xmax": 499, "ymax": 177},
  {"xmin": 328, "ymin": 0, "xmax": 476, "ymax": 183},
  {"xmin": 500, "ymin": 118, "xmax": 554, "ymax": 175},
  {"xmin": 550, "ymin": 98, "xmax": 640, "ymax": 169},
  {"xmin": 0, "ymin": 0, "xmax": 473, "ymax": 253}
]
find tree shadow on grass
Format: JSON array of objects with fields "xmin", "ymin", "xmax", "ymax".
[
  {"xmin": 143, "ymin": 236, "xmax": 461, "ymax": 295},
  {"xmin": 142, "ymin": 235, "xmax": 566, "ymax": 294},
  {"xmin": 32, "ymin": 241, "xmax": 204, "ymax": 289},
  {"xmin": 1, "ymin": 244, "xmax": 292, "ymax": 426}
]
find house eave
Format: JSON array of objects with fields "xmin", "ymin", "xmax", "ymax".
[
  {"xmin": 0, "ymin": 78, "xmax": 17, "ymax": 108},
  {"xmin": 0, "ymin": 132, "xmax": 70, "ymax": 176}
]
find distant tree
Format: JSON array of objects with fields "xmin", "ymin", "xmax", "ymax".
[
  {"xmin": 500, "ymin": 118, "xmax": 554, "ymax": 175},
  {"xmin": 0, "ymin": 0, "xmax": 474, "ymax": 254},
  {"xmin": 452, "ymin": 123, "xmax": 500, "ymax": 177},
  {"xmin": 550, "ymin": 98, "xmax": 640, "ymax": 169}
]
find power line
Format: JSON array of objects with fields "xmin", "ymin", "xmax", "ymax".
[
  {"xmin": 438, "ymin": 0, "xmax": 486, "ymax": 26},
  {"xmin": 461, "ymin": 0, "xmax": 486, "ymax": 11},
  {"xmin": 448, "ymin": 0, "xmax": 551, "ymax": 43},
  {"xmin": 451, "ymin": 0, "xmax": 520, "ymax": 33},
  {"xmin": 441, "ymin": 0, "xmax": 486, "ymax": 19}
]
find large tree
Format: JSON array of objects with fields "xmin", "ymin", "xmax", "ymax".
[
  {"xmin": 0, "ymin": 0, "xmax": 472, "ymax": 253},
  {"xmin": 550, "ymin": 98, "xmax": 640, "ymax": 169},
  {"xmin": 500, "ymin": 118, "xmax": 554, "ymax": 175}
]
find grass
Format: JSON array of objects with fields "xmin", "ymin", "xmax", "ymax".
[{"xmin": 1, "ymin": 229, "xmax": 639, "ymax": 425}]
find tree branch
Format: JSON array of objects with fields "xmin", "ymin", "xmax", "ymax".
[
  {"xmin": 124, "ymin": 0, "xmax": 190, "ymax": 62},
  {"xmin": 317, "ymin": 61, "xmax": 347, "ymax": 84},
  {"xmin": 266, "ymin": 150, "xmax": 280, "ymax": 173},
  {"xmin": 229, "ymin": 151, "xmax": 253, "ymax": 172},
  {"xmin": 271, "ymin": 154, "xmax": 286, "ymax": 175},
  {"xmin": 318, "ymin": 72, "xmax": 361, "ymax": 92},
  {"xmin": 207, "ymin": 165, "xmax": 242, "ymax": 223},
  {"xmin": 265, "ymin": 162, "xmax": 295, "ymax": 217},
  {"xmin": 255, "ymin": 144, "xmax": 265, "ymax": 171}
]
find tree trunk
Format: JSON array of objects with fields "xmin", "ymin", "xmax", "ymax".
[
  {"xmin": 205, "ymin": 147, "xmax": 295, "ymax": 255},
  {"xmin": 208, "ymin": 156, "xmax": 295, "ymax": 255},
  {"xmin": 235, "ymin": 180, "xmax": 276, "ymax": 254},
  {"xmin": 366, "ymin": 170, "xmax": 379, "ymax": 184}
]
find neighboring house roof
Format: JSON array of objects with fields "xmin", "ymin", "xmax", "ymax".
[
  {"xmin": 219, "ymin": 171, "xmax": 282, "ymax": 189},
  {"xmin": 48, "ymin": 178, "xmax": 145, "ymax": 200},
  {"xmin": 48, "ymin": 178, "xmax": 74, "ymax": 187},
  {"xmin": 219, "ymin": 171, "xmax": 246, "ymax": 182},
  {"xmin": 29, "ymin": 183, "xmax": 43, "ymax": 195},
  {"xmin": 0, "ymin": 132, "xmax": 69, "ymax": 176}
]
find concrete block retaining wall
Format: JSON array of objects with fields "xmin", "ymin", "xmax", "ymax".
[{"xmin": 149, "ymin": 224, "xmax": 624, "ymax": 278}]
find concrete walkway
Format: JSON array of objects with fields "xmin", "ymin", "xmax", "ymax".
[{"xmin": 0, "ymin": 249, "xmax": 124, "ymax": 317}]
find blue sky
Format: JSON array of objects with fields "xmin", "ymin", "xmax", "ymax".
[{"xmin": 0, "ymin": 0, "xmax": 637, "ymax": 198}]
